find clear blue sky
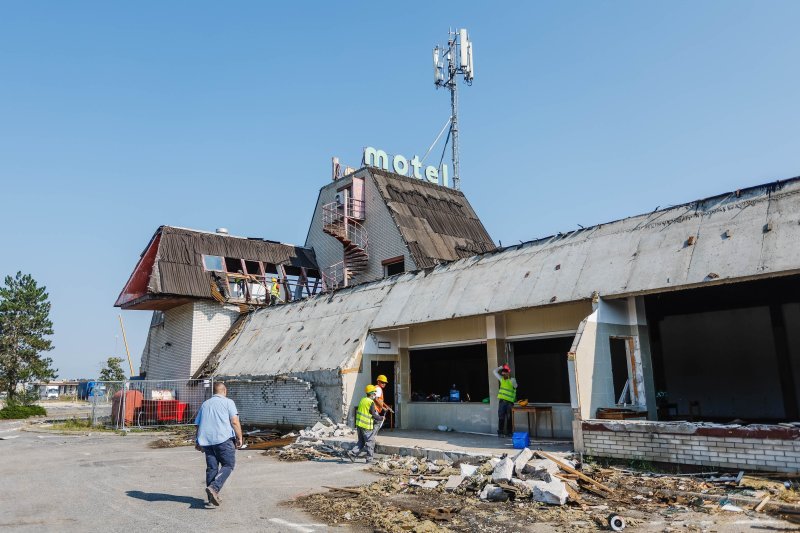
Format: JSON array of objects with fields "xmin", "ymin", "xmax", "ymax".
[{"xmin": 1, "ymin": 2, "xmax": 798, "ymax": 379}]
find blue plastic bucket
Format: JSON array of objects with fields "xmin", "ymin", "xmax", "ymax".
[{"xmin": 512, "ymin": 431, "xmax": 530, "ymax": 449}]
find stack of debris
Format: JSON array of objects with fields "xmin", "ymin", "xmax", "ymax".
[{"xmin": 298, "ymin": 420, "xmax": 356, "ymax": 440}]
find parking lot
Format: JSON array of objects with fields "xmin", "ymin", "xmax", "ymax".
[{"xmin": 0, "ymin": 421, "xmax": 374, "ymax": 532}]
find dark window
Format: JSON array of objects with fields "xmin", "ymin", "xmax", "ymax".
[
  {"xmin": 224, "ymin": 257, "xmax": 243, "ymax": 273},
  {"xmin": 263, "ymin": 262, "xmax": 279, "ymax": 275},
  {"xmin": 512, "ymin": 336, "xmax": 573, "ymax": 403},
  {"xmin": 385, "ymin": 259, "xmax": 405, "ymax": 277},
  {"xmin": 410, "ymin": 344, "xmax": 488, "ymax": 402},
  {"xmin": 202, "ymin": 255, "xmax": 224, "ymax": 271},
  {"xmin": 244, "ymin": 260, "xmax": 262, "ymax": 275}
]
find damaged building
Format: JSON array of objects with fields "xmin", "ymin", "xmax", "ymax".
[{"xmin": 118, "ymin": 165, "xmax": 800, "ymax": 472}]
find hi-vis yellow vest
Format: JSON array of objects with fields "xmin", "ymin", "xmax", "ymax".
[
  {"xmin": 356, "ymin": 397, "xmax": 375, "ymax": 430},
  {"xmin": 498, "ymin": 378, "xmax": 517, "ymax": 403},
  {"xmin": 271, "ymin": 283, "xmax": 280, "ymax": 297}
]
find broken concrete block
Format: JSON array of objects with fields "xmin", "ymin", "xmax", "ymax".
[
  {"xmin": 312, "ymin": 422, "xmax": 328, "ymax": 432},
  {"xmin": 522, "ymin": 458, "xmax": 560, "ymax": 481},
  {"xmin": 479, "ymin": 484, "xmax": 509, "ymax": 502},
  {"xmin": 524, "ymin": 479, "xmax": 568, "ymax": 505},
  {"xmin": 489, "ymin": 457, "xmax": 501, "ymax": 468},
  {"xmin": 513, "ymin": 448, "xmax": 533, "ymax": 475},
  {"xmin": 421, "ymin": 480, "xmax": 439, "ymax": 489},
  {"xmin": 460, "ymin": 464, "xmax": 479, "ymax": 476},
  {"xmin": 491, "ymin": 457, "xmax": 514, "ymax": 483},
  {"xmin": 445, "ymin": 475, "xmax": 466, "ymax": 491}
]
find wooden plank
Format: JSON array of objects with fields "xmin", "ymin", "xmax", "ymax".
[
  {"xmin": 755, "ymin": 495, "xmax": 771, "ymax": 512},
  {"xmin": 536, "ymin": 451, "xmax": 614, "ymax": 494}
]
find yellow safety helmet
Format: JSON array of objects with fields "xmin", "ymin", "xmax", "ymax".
[
  {"xmin": 376, "ymin": 375, "xmax": 388, "ymax": 384},
  {"xmin": 365, "ymin": 384, "xmax": 377, "ymax": 394},
  {"xmin": 271, "ymin": 277, "xmax": 277, "ymax": 282}
]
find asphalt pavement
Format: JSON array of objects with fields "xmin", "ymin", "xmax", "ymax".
[{"xmin": 0, "ymin": 421, "xmax": 374, "ymax": 532}]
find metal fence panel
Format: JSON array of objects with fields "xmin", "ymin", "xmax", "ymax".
[{"xmin": 87, "ymin": 379, "xmax": 213, "ymax": 429}]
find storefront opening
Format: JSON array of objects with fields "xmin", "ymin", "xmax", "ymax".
[
  {"xmin": 410, "ymin": 344, "xmax": 488, "ymax": 402},
  {"xmin": 647, "ymin": 275, "xmax": 800, "ymax": 423},
  {"xmin": 512, "ymin": 336, "xmax": 573, "ymax": 404}
]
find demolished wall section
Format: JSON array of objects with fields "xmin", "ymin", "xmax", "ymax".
[{"xmin": 225, "ymin": 376, "xmax": 325, "ymax": 428}]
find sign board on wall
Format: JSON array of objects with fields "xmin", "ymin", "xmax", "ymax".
[{"xmin": 363, "ymin": 147, "xmax": 450, "ymax": 188}]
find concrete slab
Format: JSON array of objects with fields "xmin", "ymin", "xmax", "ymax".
[{"xmin": 300, "ymin": 428, "xmax": 573, "ymax": 461}]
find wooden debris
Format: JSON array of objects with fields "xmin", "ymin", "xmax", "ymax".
[
  {"xmin": 535, "ymin": 451, "xmax": 614, "ymax": 495},
  {"xmin": 246, "ymin": 436, "xmax": 296, "ymax": 450},
  {"xmin": 755, "ymin": 495, "xmax": 771, "ymax": 512},
  {"xmin": 322, "ymin": 486, "xmax": 362, "ymax": 495}
]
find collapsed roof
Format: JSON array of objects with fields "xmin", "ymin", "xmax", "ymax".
[{"xmin": 114, "ymin": 226, "xmax": 318, "ymax": 310}]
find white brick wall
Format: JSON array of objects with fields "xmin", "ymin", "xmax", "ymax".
[
  {"xmin": 140, "ymin": 301, "xmax": 239, "ymax": 380},
  {"xmin": 583, "ymin": 424, "xmax": 800, "ymax": 473},
  {"xmin": 140, "ymin": 303, "xmax": 194, "ymax": 380},
  {"xmin": 190, "ymin": 301, "xmax": 240, "ymax": 374},
  {"xmin": 225, "ymin": 377, "xmax": 325, "ymax": 428}
]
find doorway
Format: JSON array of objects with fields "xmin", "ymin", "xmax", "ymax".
[{"xmin": 371, "ymin": 360, "xmax": 396, "ymax": 428}]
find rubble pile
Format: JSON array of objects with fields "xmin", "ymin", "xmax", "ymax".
[
  {"xmin": 297, "ymin": 449, "xmax": 800, "ymax": 532},
  {"xmin": 298, "ymin": 420, "xmax": 356, "ymax": 440}
]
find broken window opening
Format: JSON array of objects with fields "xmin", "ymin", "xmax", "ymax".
[
  {"xmin": 224, "ymin": 257, "xmax": 243, "ymax": 273},
  {"xmin": 410, "ymin": 344, "xmax": 489, "ymax": 403},
  {"xmin": 202, "ymin": 255, "xmax": 224, "ymax": 272},
  {"xmin": 263, "ymin": 263, "xmax": 279, "ymax": 275},
  {"xmin": 150, "ymin": 311, "xmax": 165, "ymax": 328},
  {"xmin": 244, "ymin": 260, "xmax": 262, "ymax": 276}
]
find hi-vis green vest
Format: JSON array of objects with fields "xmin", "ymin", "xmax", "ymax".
[
  {"xmin": 355, "ymin": 397, "xmax": 375, "ymax": 430},
  {"xmin": 498, "ymin": 378, "xmax": 517, "ymax": 403},
  {"xmin": 270, "ymin": 283, "xmax": 280, "ymax": 297}
]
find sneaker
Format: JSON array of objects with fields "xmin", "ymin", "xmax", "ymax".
[
  {"xmin": 206, "ymin": 486, "xmax": 221, "ymax": 506},
  {"xmin": 346, "ymin": 451, "xmax": 356, "ymax": 463}
]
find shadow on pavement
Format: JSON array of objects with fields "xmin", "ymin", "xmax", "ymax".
[{"xmin": 126, "ymin": 490, "xmax": 209, "ymax": 510}]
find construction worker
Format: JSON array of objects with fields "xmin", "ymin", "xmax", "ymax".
[
  {"xmin": 373, "ymin": 375, "xmax": 390, "ymax": 430},
  {"xmin": 347, "ymin": 384, "xmax": 384, "ymax": 463},
  {"xmin": 269, "ymin": 277, "xmax": 280, "ymax": 306},
  {"xmin": 493, "ymin": 363, "xmax": 518, "ymax": 437}
]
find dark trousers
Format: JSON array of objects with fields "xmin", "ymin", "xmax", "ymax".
[
  {"xmin": 351, "ymin": 427, "xmax": 377, "ymax": 461},
  {"xmin": 498, "ymin": 400, "xmax": 514, "ymax": 436},
  {"xmin": 204, "ymin": 438, "xmax": 236, "ymax": 492}
]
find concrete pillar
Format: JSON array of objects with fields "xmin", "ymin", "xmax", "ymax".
[
  {"xmin": 397, "ymin": 328, "xmax": 410, "ymax": 429},
  {"xmin": 486, "ymin": 315, "xmax": 506, "ymax": 434}
]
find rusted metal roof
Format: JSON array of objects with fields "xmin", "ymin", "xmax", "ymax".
[
  {"xmin": 370, "ymin": 170, "xmax": 496, "ymax": 268},
  {"xmin": 115, "ymin": 226, "xmax": 318, "ymax": 307}
]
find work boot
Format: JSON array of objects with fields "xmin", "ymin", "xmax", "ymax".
[
  {"xmin": 206, "ymin": 486, "xmax": 221, "ymax": 506},
  {"xmin": 346, "ymin": 450, "xmax": 356, "ymax": 462}
]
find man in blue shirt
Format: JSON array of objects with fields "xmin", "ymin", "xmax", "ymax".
[{"xmin": 195, "ymin": 382, "xmax": 243, "ymax": 506}]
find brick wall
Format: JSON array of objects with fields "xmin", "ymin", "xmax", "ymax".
[
  {"xmin": 140, "ymin": 300, "xmax": 239, "ymax": 380},
  {"xmin": 140, "ymin": 303, "xmax": 194, "ymax": 380},
  {"xmin": 582, "ymin": 420, "xmax": 800, "ymax": 473},
  {"xmin": 190, "ymin": 301, "xmax": 240, "ymax": 374},
  {"xmin": 225, "ymin": 377, "xmax": 325, "ymax": 428}
]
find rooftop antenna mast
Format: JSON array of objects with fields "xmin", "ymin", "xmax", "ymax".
[{"xmin": 433, "ymin": 28, "xmax": 473, "ymax": 190}]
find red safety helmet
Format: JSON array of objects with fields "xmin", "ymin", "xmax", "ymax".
[{"xmin": 501, "ymin": 364, "xmax": 511, "ymax": 373}]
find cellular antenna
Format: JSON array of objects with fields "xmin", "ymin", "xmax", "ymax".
[{"xmin": 432, "ymin": 28, "xmax": 473, "ymax": 190}]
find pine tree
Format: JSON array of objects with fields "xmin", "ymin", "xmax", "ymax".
[
  {"xmin": 0, "ymin": 272, "xmax": 56, "ymax": 400},
  {"xmin": 99, "ymin": 357, "xmax": 126, "ymax": 382}
]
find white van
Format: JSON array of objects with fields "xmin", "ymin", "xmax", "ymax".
[{"xmin": 45, "ymin": 387, "xmax": 59, "ymax": 399}]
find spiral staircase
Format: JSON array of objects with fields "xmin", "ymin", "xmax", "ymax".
[{"xmin": 321, "ymin": 198, "xmax": 368, "ymax": 289}]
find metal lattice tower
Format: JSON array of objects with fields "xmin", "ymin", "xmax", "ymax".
[{"xmin": 433, "ymin": 28, "xmax": 473, "ymax": 190}]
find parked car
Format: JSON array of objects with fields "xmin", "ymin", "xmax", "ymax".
[{"xmin": 46, "ymin": 387, "xmax": 59, "ymax": 399}]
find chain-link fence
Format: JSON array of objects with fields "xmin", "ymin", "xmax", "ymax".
[{"xmin": 88, "ymin": 379, "xmax": 213, "ymax": 430}]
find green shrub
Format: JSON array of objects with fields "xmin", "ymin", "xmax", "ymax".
[{"xmin": 0, "ymin": 404, "xmax": 46, "ymax": 419}]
